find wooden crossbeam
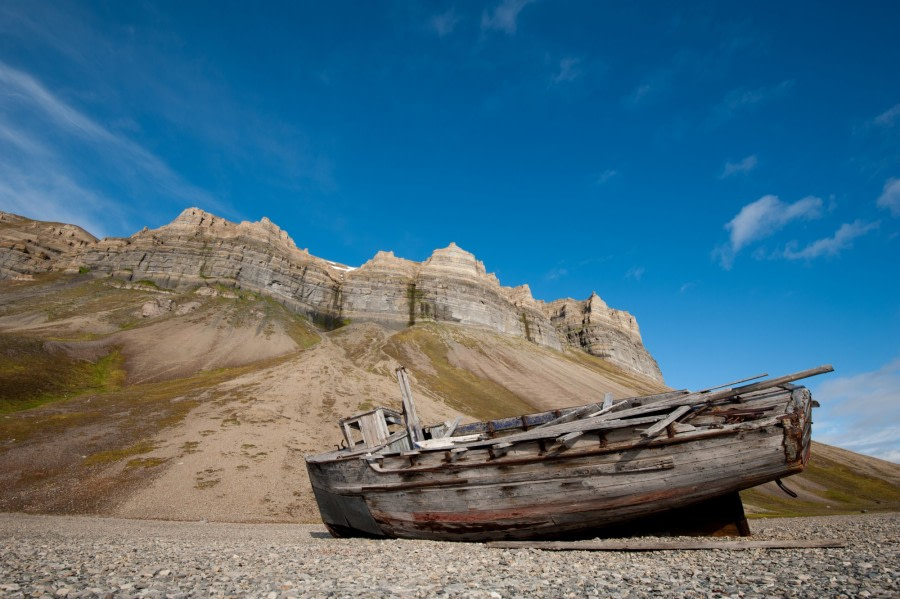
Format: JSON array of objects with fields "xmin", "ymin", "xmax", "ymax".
[
  {"xmin": 640, "ymin": 405, "xmax": 692, "ymax": 438},
  {"xmin": 486, "ymin": 539, "xmax": 846, "ymax": 551}
]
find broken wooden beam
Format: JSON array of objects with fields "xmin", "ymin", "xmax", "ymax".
[
  {"xmin": 485, "ymin": 539, "xmax": 846, "ymax": 551},
  {"xmin": 531, "ymin": 403, "xmax": 599, "ymax": 430},
  {"xmin": 641, "ymin": 405, "xmax": 692, "ymax": 438}
]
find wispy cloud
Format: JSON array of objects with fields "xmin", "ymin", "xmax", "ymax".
[
  {"xmin": 710, "ymin": 80, "xmax": 794, "ymax": 125},
  {"xmin": 481, "ymin": 0, "xmax": 535, "ymax": 35},
  {"xmin": 625, "ymin": 266, "xmax": 645, "ymax": 281},
  {"xmin": 623, "ymin": 67, "xmax": 676, "ymax": 107},
  {"xmin": 715, "ymin": 195, "xmax": 823, "ymax": 268},
  {"xmin": 719, "ymin": 155, "xmax": 758, "ymax": 179},
  {"xmin": 0, "ymin": 60, "xmax": 221, "ymax": 233},
  {"xmin": 873, "ymin": 102, "xmax": 900, "ymax": 127},
  {"xmin": 543, "ymin": 265, "xmax": 568, "ymax": 281},
  {"xmin": 813, "ymin": 358, "xmax": 900, "ymax": 463},
  {"xmin": 593, "ymin": 169, "xmax": 618, "ymax": 185},
  {"xmin": 679, "ymin": 282, "xmax": 696, "ymax": 294},
  {"xmin": 429, "ymin": 9, "xmax": 461, "ymax": 37},
  {"xmin": 0, "ymin": 167, "xmax": 112, "ymax": 238},
  {"xmin": 877, "ymin": 177, "xmax": 900, "ymax": 217},
  {"xmin": 552, "ymin": 57, "xmax": 581, "ymax": 84},
  {"xmin": 782, "ymin": 220, "xmax": 880, "ymax": 260}
]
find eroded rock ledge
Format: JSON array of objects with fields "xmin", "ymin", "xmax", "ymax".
[{"xmin": 0, "ymin": 208, "xmax": 663, "ymax": 383}]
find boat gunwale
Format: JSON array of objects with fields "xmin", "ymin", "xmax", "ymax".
[
  {"xmin": 308, "ymin": 410, "xmax": 799, "ymax": 473},
  {"xmin": 306, "ymin": 386, "xmax": 804, "ymax": 466}
]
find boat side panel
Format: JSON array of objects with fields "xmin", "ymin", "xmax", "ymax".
[
  {"xmin": 364, "ymin": 428, "xmax": 795, "ymax": 540},
  {"xmin": 308, "ymin": 477, "xmax": 386, "ymax": 537}
]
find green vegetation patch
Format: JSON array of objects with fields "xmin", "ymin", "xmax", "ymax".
[
  {"xmin": 560, "ymin": 345, "xmax": 668, "ymax": 396},
  {"xmin": 180, "ymin": 441, "xmax": 200, "ymax": 454},
  {"xmin": 83, "ymin": 440, "xmax": 156, "ymax": 466},
  {"xmin": 126, "ymin": 457, "xmax": 168, "ymax": 469},
  {"xmin": 0, "ymin": 358, "xmax": 278, "ymax": 451},
  {"xmin": 383, "ymin": 323, "xmax": 536, "ymax": 420},
  {"xmin": 742, "ymin": 450, "xmax": 900, "ymax": 518},
  {"xmin": 0, "ymin": 335, "xmax": 126, "ymax": 414}
]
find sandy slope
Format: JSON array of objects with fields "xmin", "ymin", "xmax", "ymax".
[{"xmin": 111, "ymin": 325, "xmax": 464, "ymax": 522}]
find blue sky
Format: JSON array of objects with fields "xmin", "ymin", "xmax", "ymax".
[{"xmin": 1, "ymin": 1, "xmax": 898, "ymax": 461}]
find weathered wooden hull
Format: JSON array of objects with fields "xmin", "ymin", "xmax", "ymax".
[{"xmin": 306, "ymin": 382, "xmax": 816, "ymax": 542}]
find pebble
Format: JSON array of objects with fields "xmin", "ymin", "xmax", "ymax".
[{"xmin": 0, "ymin": 513, "xmax": 897, "ymax": 597}]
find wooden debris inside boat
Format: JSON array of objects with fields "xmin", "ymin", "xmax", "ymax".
[{"xmin": 305, "ymin": 365, "xmax": 833, "ymax": 542}]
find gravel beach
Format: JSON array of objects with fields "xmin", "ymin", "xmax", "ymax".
[{"xmin": 0, "ymin": 512, "xmax": 896, "ymax": 598}]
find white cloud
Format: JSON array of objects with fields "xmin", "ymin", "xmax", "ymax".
[
  {"xmin": 625, "ymin": 83, "xmax": 652, "ymax": 106},
  {"xmin": 782, "ymin": 220, "xmax": 879, "ymax": 260},
  {"xmin": 481, "ymin": 0, "xmax": 535, "ymax": 35},
  {"xmin": 812, "ymin": 358, "xmax": 900, "ymax": 463},
  {"xmin": 552, "ymin": 57, "xmax": 581, "ymax": 84},
  {"xmin": 623, "ymin": 67, "xmax": 677, "ymax": 107},
  {"xmin": 877, "ymin": 177, "xmax": 900, "ymax": 217},
  {"xmin": 727, "ymin": 195, "xmax": 822, "ymax": 252},
  {"xmin": 716, "ymin": 195, "xmax": 822, "ymax": 269},
  {"xmin": 0, "ymin": 60, "xmax": 222, "ymax": 233},
  {"xmin": 594, "ymin": 169, "xmax": 618, "ymax": 185},
  {"xmin": 719, "ymin": 155, "xmax": 758, "ymax": 179},
  {"xmin": 625, "ymin": 266, "xmax": 645, "ymax": 281},
  {"xmin": 429, "ymin": 9, "xmax": 460, "ymax": 37},
  {"xmin": 873, "ymin": 102, "xmax": 900, "ymax": 127},
  {"xmin": 710, "ymin": 80, "xmax": 794, "ymax": 124},
  {"xmin": 0, "ymin": 169, "xmax": 111, "ymax": 237},
  {"xmin": 543, "ymin": 266, "xmax": 568, "ymax": 281}
]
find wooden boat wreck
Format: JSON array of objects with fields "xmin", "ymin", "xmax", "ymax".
[{"xmin": 305, "ymin": 365, "xmax": 832, "ymax": 541}]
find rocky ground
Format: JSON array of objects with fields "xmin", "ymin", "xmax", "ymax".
[{"xmin": 0, "ymin": 512, "xmax": 896, "ymax": 598}]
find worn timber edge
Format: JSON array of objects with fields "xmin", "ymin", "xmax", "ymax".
[{"xmin": 485, "ymin": 539, "xmax": 847, "ymax": 551}]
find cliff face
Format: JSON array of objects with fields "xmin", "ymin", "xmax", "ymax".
[
  {"xmin": 0, "ymin": 212, "xmax": 97, "ymax": 279},
  {"xmin": 544, "ymin": 293, "xmax": 662, "ymax": 382},
  {"xmin": 0, "ymin": 208, "xmax": 664, "ymax": 383}
]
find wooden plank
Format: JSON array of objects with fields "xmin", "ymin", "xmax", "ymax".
[
  {"xmin": 695, "ymin": 372, "xmax": 768, "ymax": 393},
  {"xmin": 485, "ymin": 414, "xmax": 663, "ymax": 446},
  {"xmin": 602, "ymin": 392, "xmax": 613, "ymax": 409},
  {"xmin": 671, "ymin": 365, "xmax": 834, "ymax": 408},
  {"xmin": 396, "ymin": 367, "xmax": 424, "ymax": 443},
  {"xmin": 451, "ymin": 391, "xmax": 689, "ymax": 437},
  {"xmin": 361, "ymin": 432, "xmax": 785, "ymax": 513},
  {"xmin": 598, "ymin": 366, "xmax": 831, "ymax": 422},
  {"xmin": 491, "ymin": 442, "xmax": 514, "ymax": 458},
  {"xmin": 641, "ymin": 405, "xmax": 692, "ymax": 438},
  {"xmin": 596, "ymin": 387, "xmax": 788, "ymax": 424},
  {"xmin": 556, "ymin": 431, "xmax": 583, "ymax": 448},
  {"xmin": 442, "ymin": 417, "xmax": 462, "ymax": 438},
  {"xmin": 485, "ymin": 539, "xmax": 846, "ymax": 551},
  {"xmin": 446, "ymin": 447, "xmax": 467, "ymax": 463},
  {"xmin": 531, "ymin": 404, "xmax": 600, "ymax": 430}
]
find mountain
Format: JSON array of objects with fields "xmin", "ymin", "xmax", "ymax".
[
  {"xmin": 1, "ymin": 209, "xmax": 897, "ymax": 523},
  {"xmin": 1, "ymin": 208, "xmax": 663, "ymax": 383}
]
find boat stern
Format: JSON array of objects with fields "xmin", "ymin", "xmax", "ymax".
[{"xmin": 783, "ymin": 386, "xmax": 818, "ymax": 469}]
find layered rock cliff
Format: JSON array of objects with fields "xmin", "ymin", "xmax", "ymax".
[
  {"xmin": 0, "ymin": 208, "xmax": 663, "ymax": 383},
  {"xmin": 545, "ymin": 293, "xmax": 662, "ymax": 382},
  {"xmin": 0, "ymin": 212, "xmax": 97, "ymax": 279}
]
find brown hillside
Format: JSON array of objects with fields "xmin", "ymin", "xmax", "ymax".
[
  {"xmin": 0, "ymin": 273, "xmax": 662, "ymax": 522},
  {"xmin": 742, "ymin": 441, "xmax": 900, "ymax": 517},
  {"xmin": 1, "ymin": 272, "xmax": 896, "ymax": 523}
]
